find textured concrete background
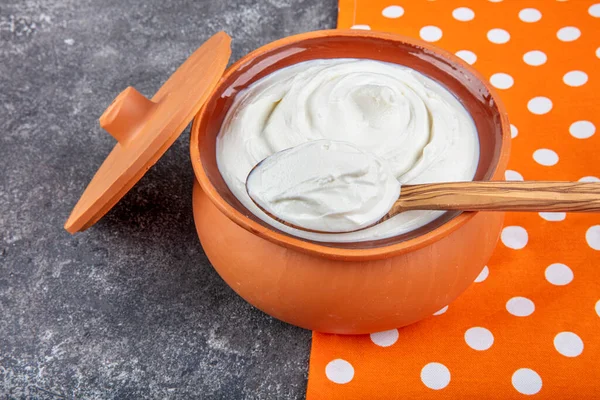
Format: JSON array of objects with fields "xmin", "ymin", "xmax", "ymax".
[{"xmin": 0, "ymin": 1, "xmax": 337, "ymax": 398}]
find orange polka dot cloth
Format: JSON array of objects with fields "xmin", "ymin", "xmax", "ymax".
[{"xmin": 306, "ymin": 1, "xmax": 600, "ymax": 398}]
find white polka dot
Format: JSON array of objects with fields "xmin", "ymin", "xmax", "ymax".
[
  {"xmin": 589, "ymin": 3, "xmax": 600, "ymax": 17},
  {"xmin": 512, "ymin": 368, "xmax": 542, "ymax": 395},
  {"xmin": 545, "ymin": 263, "xmax": 573, "ymax": 285},
  {"xmin": 453, "ymin": 7, "xmax": 475, "ymax": 21},
  {"xmin": 533, "ymin": 149, "xmax": 559, "ymax": 166},
  {"xmin": 557, "ymin": 26, "xmax": 580, "ymax": 41},
  {"xmin": 563, "ymin": 70, "xmax": 588, "ymax": 87},
  {"xmin": 455, "ymin": 50, "xmax": 477, "ymax": 65},
  {"xmin": 505, "ymin": 169, "xmax": 523, "ymax": 181},
  {"xmin": 474, "ymin": 266, "xmax": 489, "ymax": 283},
  {"xmin": 421, "ymin": 363, "xmax": 450, "ymax": 390},
  {"xmin": 510, "ymin": 124, "xmax": 518, "ymax": 138},
  {"xmin": 595, "ymin": 300, "xmax": 600, "ymax": 317},
  {"xmin": 382, "ymin": 5, "xmax": 404, "ymax": 18},
  {"xmin": 523, "ymin": 50, "xmax": 547, "ymax": 66},
  {"xmin": 433, "ymin": 305, "xmax": 448, "ymax": 316},
  {"xmin": 586, "ymin": 225, "xmax": 600, "ymax": 250},
  {"xmin": 501, "ymin": 226, "xmax": 528, "ymax": 249},
  {"xmin": 325, "ymin": 359, "xmax": 354, "ymax": 384},
  {"xmin": 370, "ymin": 329, "xmax": 399, "ymax": 347},
  {"xmin": 596, "ymin": 47, "xmax": 600, "ymax": 58},
  {"xmin": 554, "ymin": 332, "xmax": 584, "ymax": 357},
  {"xmin": 569, "ymin": 121, "xmax": 595, "ymax": 139},
  {"xmin": 580, "ymin": 176, "xmax": 600, "ymax": 182},
  {"xmin": 464, "ymin": 327, "xmax": 494, "ymax": 350},
  {"xmin": 527, "ymin": 97, "xmax": 553, "ymax": 115},
  {"xmin": 539, "ymin": 212, "xmax": 566, "ymax": 221},
  {"xmin": 351, "ymin": 24, "xmax": 371, "ymax": 30},
  {"xmin": 487, "ymin": 28, "xmax": 510, "ymax": 44},
  {"xmin": 420, "ymin": 26, "xmax": 443, "ymax": 42},
  {"xmin": 490, "ymin": 73, "xmax": 514, "ymax": 89},
  {"xmin": 507, "ymin": 297, "xmax": 535, "ymax": 316},
  {"xmin": 519, "ymin": 8, "xmax": 542, "ymax": 22},
  {"xmin": 488, "ymin": 0, "xmax": 503, "ymax": 2}
]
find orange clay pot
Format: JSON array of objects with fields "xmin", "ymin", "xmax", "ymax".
[{"xmin": 190, "ymin": 30, "xmax": 511, "ymax": 334}]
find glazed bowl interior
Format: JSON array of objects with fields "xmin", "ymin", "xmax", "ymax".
[{"xmin": 193, "ymin": 30, "xmax": 508, "ymax": 253}]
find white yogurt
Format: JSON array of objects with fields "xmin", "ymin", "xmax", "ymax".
[
  {"xmin": 246, "ymin": 140, "xmax": 401, "ymax": 233},
  {"xmin": 216, "ymin": 59, "xmax": 479, "ymax": 243}
]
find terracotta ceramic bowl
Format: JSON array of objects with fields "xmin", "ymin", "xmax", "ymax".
[{"xmin": 190, "ymin": 29, "xmax": 510, "ymax": 334}]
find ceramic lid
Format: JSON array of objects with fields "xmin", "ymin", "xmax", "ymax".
[{"xmin": 64, "ymin": 32, "xmax": 231, "ymax": 233}]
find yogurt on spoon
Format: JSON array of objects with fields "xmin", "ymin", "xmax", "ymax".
[{"xmin": 246, "ymin": 140, "xmax": 401, "ymax": 233}]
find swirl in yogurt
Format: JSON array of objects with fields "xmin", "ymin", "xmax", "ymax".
[{"xmin": 217, "ymin": 59, "xmax": 479, "ymax": 243}]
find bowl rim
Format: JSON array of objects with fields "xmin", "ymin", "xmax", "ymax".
[{"xmin": 190, "ymin": 29, "xmax": 511, "ymax": 261}]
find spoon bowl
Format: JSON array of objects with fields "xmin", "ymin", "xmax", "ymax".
[{"xmin": 245, "ymin": 140, "xmax": 402, "ymax": 234}]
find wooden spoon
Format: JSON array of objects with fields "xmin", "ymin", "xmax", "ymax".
[
  {"xmin": 247, "ymin": 179, "xmax": 600, "ymax": 233},
  {"xmin": 382, "ymin": 180, "xmax": 600, "ymax": 216}
]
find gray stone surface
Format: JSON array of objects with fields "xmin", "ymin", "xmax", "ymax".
[{"xmin": 0, "ymin": 1, "xmax": 337, "ymax": 398}]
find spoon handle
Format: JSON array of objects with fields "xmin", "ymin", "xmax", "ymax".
[{"xmin": 392, "ymin": 181, "xmax": 600, "ymax": 214}]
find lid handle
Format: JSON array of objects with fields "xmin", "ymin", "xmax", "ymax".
[{"xmin": 99, "ymin": 87, "xmax": 156, "ymax": 146}]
